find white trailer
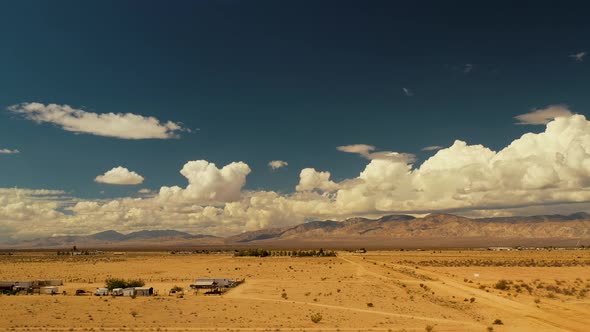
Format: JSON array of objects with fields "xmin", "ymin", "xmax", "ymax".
[
  {"xmin": 40, "ymin": 286, "xmax": 59, "ymax": 295},
  {"xmin": 94, "ymin": 287, "xmax": 109, "ymax": 296}
]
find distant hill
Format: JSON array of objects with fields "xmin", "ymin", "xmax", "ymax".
[
  {"xmin": 2, "ymin": 229, "xmax": 220, "ymax": 249},
  {"xmin": 223, "ymin": 213, "xmax": 590, "ymax": 248}
]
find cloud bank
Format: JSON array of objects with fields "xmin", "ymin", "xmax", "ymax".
[
  {"xmin": 8, "ymin": 102, "xmax": 187, "ymax": 139},
  {"xmin": 4, "ymin": 111, "xmax": 590, "ymax": 241}
]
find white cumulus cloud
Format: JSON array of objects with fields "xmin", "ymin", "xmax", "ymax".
[
  {"xmin": 95, "ymin": 167, "xmax": 145, "ymax": 185},
  {"xmin": 159, "ymin": 160, "xmax": 251, "ymax": 204},
  {"xmin": 514, "ymin": 105, "xmax": 574, "ymax": 125},
  {"xmin": 296, "ymin": 168, "xmax": 339, "ymax": 192},
  {"xmin": 8, "ymin": 102, "xmax": 187, "ymax": 139},
  {"xmin": 268, "ymin": 160, "xmax": 288, "ymax": 170}
]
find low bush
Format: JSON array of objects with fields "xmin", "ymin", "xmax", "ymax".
[
  {"xmin": 310, "ymin": 312, "xmax": 322, "ymax": 323},
  {"xmin": 105, "ymin": 278, "xmax": 145, "ymax": 290}
]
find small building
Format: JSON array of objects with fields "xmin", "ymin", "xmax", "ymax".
[
  {"xmin": 122, "ymin": 288, "xmax": 136, "ymax": 296},
  {"xmin": 112, "ymin": 288, "xmax": 123, "ymax": 296},
  {"xmin": 0, "ymin": 281, "xmax": 15, "ymax": 292},
  {"xmin": 1, "ymin": 280, "xmax": 36, "ymax": 292},
  {"xmin": 94, "ymin": 287, "xmax": 109, "ymax": 296},
  {"xmin": 134, "ymin": 287, "xmax": 153, "ymax": 296},
  {"xmin": 40, "ymin": 286, "xmax": 59, "ymax": 295},
  {"xmin": 190, "ymin": 278, "xmax": 238, "ymax": 289}
]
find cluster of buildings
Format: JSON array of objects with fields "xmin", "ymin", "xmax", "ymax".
[
  {"xmin": 2, "ymin": 277, "xmax": 242, "ymax": 297},
  {"xmin": 189, "ymin": 278, "xmax": 242, "ymax": 294},
  {"xmin": 0, "ymin": 279, "xmax": 63, "ymax": 295},
  {"xmin": 94, "ymin": 287, "xmax": 154, "ymax": 296}
]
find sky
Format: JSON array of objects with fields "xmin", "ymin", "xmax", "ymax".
[{"xmin": 0, "ymin": 0, "xmax": 589, "ymax": 241}]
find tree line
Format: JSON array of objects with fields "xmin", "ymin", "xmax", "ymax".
[{"xmin": 234, "ymin": 248, "xmax": 337, "ymax": 257}]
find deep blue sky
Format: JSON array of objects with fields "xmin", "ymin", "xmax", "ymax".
[{"xmin": 0, "ymin": 0, "xmax": 589, "ymax": 198}]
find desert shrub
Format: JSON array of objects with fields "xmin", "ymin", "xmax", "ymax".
[
  {"xmin": 487, "ymin": 327, "xmax": 494, "ymax": 332},
  {"xmin": 170, "ymin": 285, "xmax": 183, "ymax": 292},
  {"xmin": 494, "ymin": 280, "xmax": 510, "ymax": 291},
  {"xmin": 127, "ymin": 279, "xmax": 145, "ymax": 288},
  {"xmin": 492, "ymin": 319, "xmax": 503, "ymax": 325},
  {"xmin": 425, "ymin": 325, "xmax": 434, "ymax": 331},
  {"xmin": 534, "ymin": 298, "xmax": 541, "ymax": 304},
  {"xmin": 366, "ymin": 302, "xmax": 374, "ymax": 307},
  {"xmin": 105, "ymin": 278, "xmax": 127, "ymax": 290},
  {"xmin": 310, "ymin": 312, "xmax": 322, "ymax": 323},
  {"xmin": 105, "ymin": 278, "xmax": 145, "ymax": 290},
  {"xmin": 281, "ymin": 292, "xmax": 288, "ymax": 299},
  {"xmin": 130, "ymin": 310, "xmax": 138, "ymax": 317}
]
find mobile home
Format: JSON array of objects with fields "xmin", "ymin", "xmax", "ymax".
[{"xmin": 122, "ymin": 288, "xmax": 136, "ymax": 296}]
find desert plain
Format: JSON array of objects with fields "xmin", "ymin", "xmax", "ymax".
[{"xmin": 0, "ymin": 249, "xmax": 589, "ymax": 332}]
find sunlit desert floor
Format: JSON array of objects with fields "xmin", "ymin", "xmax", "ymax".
[{"xmin": 1, "ymin": 250, "xmax": 589, "ymax": 331}]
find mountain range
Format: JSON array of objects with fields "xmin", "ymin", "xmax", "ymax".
[
  {"xmin": 223, "ymin": 213, "xmax": 590, "ymax": 248},
  {"xmin": 2, "ymin": 230, "xmax": 220, "ymax": 249},
  {"xmin": 2, "ymin": 213, "xmax": 590, "ymax": 249}
]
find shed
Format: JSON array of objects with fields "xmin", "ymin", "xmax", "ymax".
[
  {"xmin": 190, "ymin": 278, "xmax": 236, "ymax": 289},
  {"xmin": 134, "ymin": 287, "xmax": 153, "ymax": 296},
  {"xmin": 0, "ymin": 281, "xmax": 15, "ymax": 291},
  {"xmin": 112, "ymin": 288, "xmax": 123, "ymax": 296}
]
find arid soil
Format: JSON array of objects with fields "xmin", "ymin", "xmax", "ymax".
[{"xmin": 0, "ymin": 250, "xmax": 589, "ymax": 331}]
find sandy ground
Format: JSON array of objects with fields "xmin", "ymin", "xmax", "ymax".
[{"xmin": 0, "ymin": 250, "xmax": 589, "ymax": 331}]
